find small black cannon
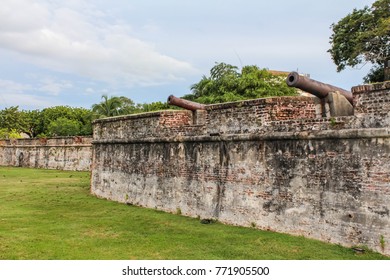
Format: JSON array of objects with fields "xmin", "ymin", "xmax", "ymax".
[
  {"xmin": 286, "ymin": 71, "xmax": 353, "ymax": 104},
  {"xmin": 167, "ymin": 95, "xmax": 206, "ymax": 111}
]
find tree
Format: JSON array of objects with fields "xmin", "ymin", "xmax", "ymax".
[
  {"xmin": 0, "ymin": 106, "xmax": 25, "ymax": 132},
  {"xmin": 118, "ymin": 96, "xmax": 136, "ymax": 115},
  {"xmin": 183, "ymin": 62, "xmax": 298, "ymax": 104},
  {"xmin": 39, "ymin": 106, "xmax": 93, "ymax": 137},
  {"xmin": 1, "ymin": 106, "xmax": 93, "ymax": 138},
  {"xmin": 71, "ymin": 107, "xmax": 93, "ymax": 135},
  {"xmin": 137, "ymin": 101, "xmax": 173, "ymax": 113},
  {"xmin": 20, "ymin": 110, "xmax": 43, "ymax": 138},
  {"xmin": 328, "ymin": 0, "xmax": 390, "ymax": 82},
  {"xmin": 47, "ymin": 117, "xmax": 81, "ymax": 137},
  {"xmin": 91, "ymin": 95, "xmax": 136, "ymax": 119}
]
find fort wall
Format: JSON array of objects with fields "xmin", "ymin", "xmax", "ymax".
[
  {"xmin": 91, "ymin": 82, "xmax": 390, "ymax": 255},
  {"xmin": 0, "ymin": 136, "xmax": 92, "ymax": 171}
]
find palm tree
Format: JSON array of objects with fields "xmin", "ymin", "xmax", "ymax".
[
  {"xmin": 92, "ymin": 94, "xmax": 124, "ymax": 118},
  {"xmin": 190, "ymin": 75, "xmax": 214, "ymax": 99}
]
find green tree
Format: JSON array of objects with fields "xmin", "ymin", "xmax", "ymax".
[
  {"xmin": 47, "ymin": 117, "xmax": 81, "ymax": 137},
  {"xmin": 31, "ymin": 106, "xmax": 93, "ymax": 137},
  {"xmin": 183, "ymin": 62, "xmax": 297, "ymax": 104},
  {"xmin": 137, "ymin": 101, "xmax": 173, "ymax": 113},
  {"xmin": 118, "ymin": 96, "xmax": 136, "ymax": 115},
  {"xmin": 72, "ymin": 107, "xmax": 93, "ymax": 135},
  {"xmin": 38, "ymin": 106, "xmax": 93, "ymax": 136},
  {"xmin": 0, "ymin": 106, "xmax": 25, "ymax": 132},
  {"xmin": 1, "ymin": 106, "xmax": 93, "ymax": 138},
  {"xmin": 328, "ymin": 0, "xmax": 390, "ymax": 82},
  {"xmin": 20, "ymin": 110, "xmax": 43, "ymax": 138},
  {"xmin": 0, "ymin": 107, "xmax": 44, "ymax": 138},
  {"xmin": 40, "ymin": 106, "xmax": 75, "ymax": 135},
  {"xmin": 91, "ymin": 95, "xmax": 136, "ymax": 119}
]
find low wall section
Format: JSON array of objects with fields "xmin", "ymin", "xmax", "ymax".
[
  {"xmin": 91, "ymin": 82, "xmax": 390, "ymax": 255},
  {"xmin": 0, "ymin": 137, "xmax": 92, "ymax": 171}
]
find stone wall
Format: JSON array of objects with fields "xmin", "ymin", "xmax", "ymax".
[
  {"xmin": 0, "ymin": 136, "xmax": 92, "ymax": 171},
  {"xmin": 91, "ymin": 82, "xmax": 390, "ymax": 255}
]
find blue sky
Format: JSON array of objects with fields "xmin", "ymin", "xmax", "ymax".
[{"xmin": 0, "ymin": 0, "xmax": 376, "ymax": 110}]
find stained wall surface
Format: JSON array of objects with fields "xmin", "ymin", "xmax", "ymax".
[
  {"xmin": 0, "ymin": 137, "xmax": 92, "ymax": 171},
  {"xmin": 91, "ymin": 83, "xmax": 390, "ymax": 255}
]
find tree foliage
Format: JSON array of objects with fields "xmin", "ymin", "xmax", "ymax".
[
  {"xmin": 39, "ymin": 106, "xmax": 93, "ymax": 137},
  {"xmin": 47, "ymin": 117, "xmax": 81, "ymax": 137},
  {"xmin": 328, "ymin": 0, "xmax": 390, "ymax": 82},
  {"xmin": 91, "ymin": 95, "xmax": 136, "ymax": 118},
  {"xmin": 183, "ymin": 62, "xmax": 298, "ymax": 104},
  {"xmin": 0, "ymin": 95, "xmax": 174, "ymax": 139},
  {"xmin": 133, "ymin": 102, "xmax": 174, "ymax": 113},
  {"xmin": 0, "ymin": 106, "xmax": 25, "ymax": 132},
  {"xmin": 0, "ymin": 106, "xmax": 93, "ymax": 138},
  {"xmin": 20, "ymin": 110, "xmax": 42, "ymax": 138},
  {"xmin": 0, "ymin": 128, "xmax": 21, "ymax": 139},
  {"xmin": 91, "ymin": 94, "xmax": 176, "ymax": 119}
]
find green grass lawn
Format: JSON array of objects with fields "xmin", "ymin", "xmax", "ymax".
[{"xmin": 0, "ymin": 167, "xmax": 388, "ymax": 260}]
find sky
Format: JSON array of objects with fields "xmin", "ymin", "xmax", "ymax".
[{"xmin": 0, "ymin": 0, "xmax": 377, "ymax": 110}]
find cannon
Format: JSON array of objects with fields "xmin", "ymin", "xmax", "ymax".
[
  {"xmin": 167, "ymin": 95, "xmax": 206, "ymax": 111},
  {"xmin": 286, "ymin": 71, "xmax": 353, "ymax": 104}
]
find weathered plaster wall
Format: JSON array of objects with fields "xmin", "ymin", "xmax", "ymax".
[
  {"xmin": 91, "ymin": 82, "xmax": 390, "ymax": 255},
  {"xmin": 0, "ymin": 136, "xmax": 92, "ymax": 171}
]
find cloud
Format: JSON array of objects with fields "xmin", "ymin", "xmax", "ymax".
[
  {"xmin": 0, "ymin": 79, "xmax": 33, "ymax": 93},
  {"xmin": 0, "ymin": 0, "xmax": 49, "ymax": 33},
  {"xmin": 0, "ymin": 78, "xmax": 54, "ymax": 108},
  {"xmin": 0, "ymin": 93, "xmax": 54, "ymax": 109},
  {"xmin": 38, "ymin": 78, "xmax": 73, "ymax": 96},
  {"xmin": 0, "ymin": 0, "xmax": 197, "ymax": 88},
  {"xmin": 85, "ymin": 88, "xmax": 95, "ymax": 95},
  {"xmin": 0, "ymin": 77, "xmax": 73, "ymax": 108}
]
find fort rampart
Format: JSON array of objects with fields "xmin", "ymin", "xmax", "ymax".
[
  {"xmin": 0, "ymin": 136, "xmax": 92, "ymax": 171},
  {"xmin": 91, "ymin": 82, "xmax": 390, "ymax": 255}
]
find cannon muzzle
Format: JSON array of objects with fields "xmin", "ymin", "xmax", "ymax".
[
  {"xmin": 286, "ymin": 72, "xmax": 353, "ymax": 104},
  {"xmin": 167, "ymin": 95, "xmax": 205, "ymax": 111}
]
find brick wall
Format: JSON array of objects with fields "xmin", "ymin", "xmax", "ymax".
[
  {"xmin": 205, "ymin": 96, "xmax": 319, "ymax": 135},
  {"xmin": 352, "ymin": 82, "xmax": 390, "ymax": 128}
]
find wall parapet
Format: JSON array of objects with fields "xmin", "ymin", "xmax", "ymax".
[
  {"xmin": 93, "ymin": 96, "xmax": 323, "ymax": 142},
  {"xmin": 352, "ymin": 81, "xmax": 390, "ymax": 94},
  {"xmin": 92, "ymin": 82, "xmax": 390, "ymax": 142},
  {"xmin": 0, "ymin": 136, "xmax": 92, "ymax": 146}
]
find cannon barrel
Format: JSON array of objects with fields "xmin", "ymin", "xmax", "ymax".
[
  {"xmin": 167, "ymin": 95, "xmax": 205, "ymax": 111},
  {"xmin": 286, "ymin": 72, "xmax": 353, "ymax": 104}
]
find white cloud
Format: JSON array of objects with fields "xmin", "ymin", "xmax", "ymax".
[
  {"xmin": 0, "ymin": 0, "xmax": 49, "ymax": 33},
  {"xmin": 85, "ymin": 88, "xmax": 95, "ymax": 95},
  {"xmin": 0, "ymin": 0, "xmax": 197, "ymax": 88},
  {"xmin": 38, "ymin": 78, "xmax": 73, "ymax": 96},
  {"xmin": 0, "ymin": 79, "xmax": 49, "ymax": 109},
  {"xmin": 0, "ymin": 77, "xmax": 73, "ymax": 109},
  {"xmin": 0, "ymin": 91, "xmax": 53, "ymax": 109},
  {"xmin": 0, "ymin": 79, "xmax": 33, "ymax": 93}
]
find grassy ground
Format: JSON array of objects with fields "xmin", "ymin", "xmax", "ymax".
[{"xmin": 0, "ymin": 167, "xmax": 388, "ymax": 260}]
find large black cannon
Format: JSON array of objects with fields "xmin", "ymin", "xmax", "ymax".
[
  {"xmin": 167, "ymin": 95, "xmax": 206, "ymax": 111},
  {"xmin": 286, "ymin": 71, "xmax": 353, "ymax": 104}
]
